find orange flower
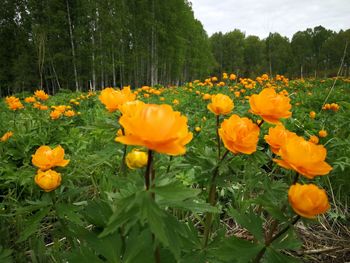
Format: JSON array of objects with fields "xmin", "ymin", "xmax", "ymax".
[
  {"xmin": 318, "ymin": 130, "xmax": 328, "ymax": 138},
  {"xmin": 125, "ymin": 149, "xmax": 148, "ymax": 169},
  {"xmin": 219, "ymin": 114, "xmax": 260, "ymax": 154},
  {"xmin": 64, "ymin": 110, "xmax": 76, "ymax": 117},
  {"xmin": 273, "ymin": 136, "xmax": 332, "ymax": 179},
  {"xmin": 99, "ymin": 87, "xmax": 136, "ymax": 112},
  {"xmin": 264, "ymin": 125, "xmax": 296, "ymax": 154},
  {"xmin": 288, "ymin": 183, "xmax": 330, "ymax": 219},
  {"xmin": 309, "ymin": 135, "xmax": 319, "ymax": 144},
  {"xmin": 115, "ymin": 104, "xmax": 193, "ymax": 155},
  {"xmin": 52, "ymin": 105, "xmax": 67, "ymax": 113},
  {"xmin": 40, "ymin": 105, "xmax": 48, "ymax": 110},
  {"xmin": 35, "ymin": 169, "xmax": 62, "ymax": 192},
  {"xmin": 229, "ymin": 74, "xmax": 236, "ymax": 81},
  {"xmin": 5, "ymin": 96, "xmax": 24, "ymax": 110},
  {"xmin": 309, "ymin": 111, "xmax": 316, "ymax": 119},
  {"xmin": 50, "ymin": 110, "xmax": 62, "ymax": 120},
  {"xmin": 173, "ymin": 99, "xmax": 179, "ymax": 105},
  {"xmin": 207, "ymin": 94, "xmax": 234, "ymax": 115},
  {"xmin": 32, "ymin": 145, "xmax": 70, "ymax": 171},
  {"xmin": 202, "ymin": 94, "xmax": 211, "ymax": 100},
  {"xmin": 1, "ymin": 131, "xmax": 13, "ymax": 142},
  {"xmin": 34, "ymin": 90, "xmax": 49, "ymax": 100},
  {"xmin": 119, "ymin": 100, "xmax": 145, "ymax": 118},
  {"xmin": 195, "ymin": 126, "xmax": 201, "ymax": 132},
  {"xmin": 25, "ymin": 96, "xmax": 36, "ymax": 103},
  {"xmin": 249, "ymin": 88, "xmax": 292, "ymax": 124}
]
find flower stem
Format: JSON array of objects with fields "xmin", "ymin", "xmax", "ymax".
[
  {"xmin": 216, "ymin": 115, "xmax": 221, "ymax": 159},
  {"xmin": 253, "ymin": 215, "xmax": 301, "ymax": 263},
  {"xmin": 202, "ymin": 149, "xmax": 230, "ymax": 248},
  {"xmin": 145, "ymin": 150, "xmax": 153, "ymax": 190},
  {"xmin": 292, "ymin": 173, "xmax": 300, "ymax": 185},
  {"xmin": 258, "ymin": 119, "xmax": 264, "ymax": 128}
]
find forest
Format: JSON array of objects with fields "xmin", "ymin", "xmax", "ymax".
[{"xmin": 0, "ymin": 0, "xmax": 349, "ymax": 96}]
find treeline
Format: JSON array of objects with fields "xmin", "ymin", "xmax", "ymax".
[
  {"xmin": 0, "ymin": 0, "xmax": 349, "ymax": 96},
  {"xmin": 210, "ymin": 26, "xmax": 350, "ymax": 78},
  {"xmin": 0, "ymin": 0, "xmax": 214, "ymax": 95}
]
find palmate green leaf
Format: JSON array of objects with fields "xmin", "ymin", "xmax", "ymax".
[
  {"xmin": 140, "ymin": 193, "xmax": 187, "ymax": 259},
  {"xmin": 123, "ymin": 228, "xmax": 154, "ymax": 263},
  {"xmin": 67, "ymin": 247, "xmax": 105, "ymax": 263},
  {"xmin": 228, "ymin": 208, "xmax": 264, "ymax": 242},
  {"xmin": 71, "ymin": 225, "xmax": 122, "ymax": 263},
  {"xmin": 208, "ymin": 235, "xmax": 264, "ymax": 263},
  {"xmin": 17, "ymin": 207, "xmax": 50, "ymax": 243},
  {"xmin": 82, "ymin": 199, "xmax": 113, "ymax": 228},
  {"xmin": 263, "ymin": 247, "xmax": 301, "ymax": 263},
  {"xmin": 100, "ymin": 193, "xmax": 140, "ymax": 238},
  {"xmin": 271, "ymin": 228, "xmax": 302, "ymax": 250},
  {"xmin": 56, "ymin": 203, "xmax": 83, "ymax": 225},
  {"xmin": 153, "ymin": 181, "xmax": 200, "ymax": 201},
  {"xmin": 0, "ymin": 246, "xmax": 13, "ymax": 263}
]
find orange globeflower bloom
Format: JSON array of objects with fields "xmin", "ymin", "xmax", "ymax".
[
  {"xmin": 309, "ymin": 135, "xmax": 319, "ymax": 144},
  {"xmin": 115, "ymin": 104, "xmax": 193, "ymax": 155},
  {"xmin": 173, "ymin": 99, "xmax": 179, "ymax": 105},
  {"xmin": 309, "ymin": 111, "xmax": 316, "ymax": 119},
  {"xmin": 207, "ymin": 94, "xmax": 234, "ymax": 115},
  {"xmin": 50, "ymin": 110, "xmax": 62, "ymax": 120},
  {"xmin": 288, "ymin": 183, "xmax": 330, "ymax": 219},
  {"xmin": 32, "ymin": 145, "xmax": 70, "ymax": 171},
  {"xmin": 99, "ymin": 87, "xmax": 136, "ymax": 112},
  {"xmin": 34, "ymin": 90, "xmax": 49, "ymax": 100},
  {"xmin": 64, "ymin": 110, "xmax": 76, "ymax": 117},
  {"xmin": 25, "ymin": 96, "xmax": 36, "ymax": 103},
  {"xmin": 219, "ymin": 114, "xmax": 260, "ymax": 154},
  {"xmin": 249, "ymin": 88, "xmax": 292, "ymax": 124},
  {"xmin": 318, "ymin": 130, "xmax": 328, "ymax": 138},
  {"xmin": 264, "ymin": 125, "xmax": 296, "ymax": 154},
  {"xmin": 1, "ymin": 131, "xmax": 13, "ymax": 142},
  {"xmin": 52, "ymin": 105, "xmax": 67, "ymax": 113},
  {"xmin": 229, "ymin": 74, "xmax": 236, "ymax": 81},
  {"xmin": 273, "ymin": 136, "xmax": 332, "ymax": 179},
  {"xmin": 202, "ymin": 93, "xmax": 211, "ymax": 100},
  {"xmin": 35, "ymin": 169, "xmax": 62, "ymax": 192},
  {"xmin": 5, "ymin": 96, "xmax": 24, "ymax": 110}
]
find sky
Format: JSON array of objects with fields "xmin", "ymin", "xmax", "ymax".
[{"xmin": 190, "ymin": 0, "xmax": 350, "ymax": 39}]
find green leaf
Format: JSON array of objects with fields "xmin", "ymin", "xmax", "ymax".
[
  {"xmin": 17, "ymin": 207, "xmax": 50, "ymax": 243},
  {"xmin": 153, "ymin": 181, "xmax": 200, "ymax": 202},
  {"xmin": 56, "ymin": 204, "xmax": 83, "ymax": 225},
  {"xmin": 209, "ymin": 236, "xmax": 264, "ymax": 263},
  {"xmin": 264, "ymin": 247, "xmax": 301, "ymax": 263},
  {"xmin": 123, "ymin": 228, "xmax": 154, "ymax": 263},
  {"xmin": 82, "ymin": 199, "xmax": 112, "ymax": 227},
  {"xmin": 228, "ymin": 208, "xmax": 264, "ymax": 241},
  {"xmin": 271, "ymin": 229, "xmax": 302, "ymax": 250},
  {"xmin": 0, "ymin": 246, "xmax": 13, "ymax": 263}
]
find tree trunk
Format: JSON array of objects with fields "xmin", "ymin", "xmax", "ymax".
[{"xmin": 66, "ymin": 0, "xmax": 79, "ymax": 92}]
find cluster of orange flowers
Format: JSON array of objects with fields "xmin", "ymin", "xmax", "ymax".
[
  {"xmin": 32, "ymin": 145, "xmax": 69, "ymax": 192},
  {"xmin": 50, "ymin": 105, "xmax": 77, "ymax": 120},
  {"xmin": 322, "ymin": 103, "xmax": 340, "ymax": 112},
  {"xmin": 5, "ymin": 96, "xmax": 24, "ymax": 110}
]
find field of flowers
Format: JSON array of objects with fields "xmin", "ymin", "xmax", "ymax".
[{"xmin": 1, "ymin": 74, "xmax": 350, "ymax": 262}]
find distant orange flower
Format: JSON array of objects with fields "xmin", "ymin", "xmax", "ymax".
[
  {"xmin": 1, "ymin": 131, "xmax": 13, "ymax": 142},
  {"xmin": 25, "ymin": 96, "xmax": 36, "ymax": 103},
  {"xmin": 173, "ymin": 99, "xmax": 179, "ymax": 105},
  {"xmin": 99, "ymin": 87, "xmax": 136, "ymax": 112},
  {"xmin": 249, "ymin": 88, "xmax": 292, "ymax": 124},
  {"xmin": 219, "ymin": 114, "xmax": 260, "ymax": 154},
  {"xmin": 64, "ymin": 110, "xmax": 76, "ymax": 117},
  {"xmin": 52, "ymin": 105, "xmax": 67, "ymax": 113},
  {"xmin": 309, "ymin": 111, "xmax": 316, "ymax": 119},
  {"xmin": 273, "ymin": 136, "xmax": 332, "ymax": 179},
  {"xmin": 5, "ymin": 96, "xmax": 24, "ymax": 110},
  {"xmin": 50, "ymin": 110, "xmax": 62, "ymax": 120},
  {"xmin": 32, "ymin": 145, "xmax": 70, "ymax": 171},
  {"xmin": 318, "ymin": 130, "xmax": 328, "ymax": 138},
  {"xmin": 207, "ymin": 94, "xmax": 234, "ymax": 115},
  {"xmin": 202, "ymin": 94, "xmax": 211, "ymax": 100},
  {"xmin": 34, "ymin": 90, "xmax": 49, "ymax": 101},
  {"xmin": 35, "ymin": 169, "xmax": 62, "ymax": 192},
  {"xmin": 115, "ymin": 104, "xmax": 193, "ymax": 155},
  {"xmin": 264, "ymin": 125, "xmax": 296, "ymax": 154},
  {"xmin": 288, "ymin": 183, "xmax": 330, "ymax": 219},
  {"xmin": 309, "ymin": 135, "xmax": 319, "ymax": 144},
  {"xmin": 229, "ymin": 74, "xmax": 236, "ymax": 81}
]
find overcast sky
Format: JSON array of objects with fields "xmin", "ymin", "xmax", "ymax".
[{"xmin": 190, "ymin": 0, "xmax": 350, "ymax": 39}]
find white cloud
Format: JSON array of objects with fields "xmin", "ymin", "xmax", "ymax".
[{"xmin": 190, "ymin": 0, "xmax": 350, "ymax": 39}]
